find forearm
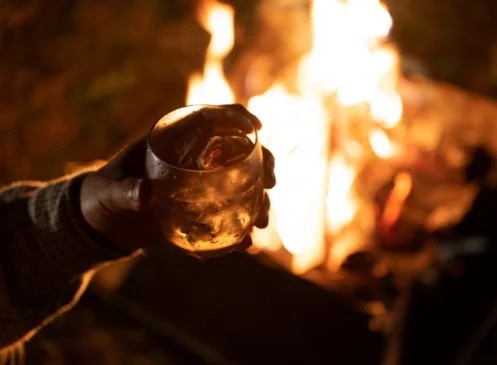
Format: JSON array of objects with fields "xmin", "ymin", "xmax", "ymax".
[{"xmin": 0, "ymin": 174, "xmax": 132, "ymax": 350}]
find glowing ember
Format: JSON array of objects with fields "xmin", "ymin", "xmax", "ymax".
[
  {"xmin": 186, "ymin": 0, "xmax": 405, "ymax": 275},
  {"xmin": 382, "ymin": 172, "xmax": 412, "ymax": 230}
]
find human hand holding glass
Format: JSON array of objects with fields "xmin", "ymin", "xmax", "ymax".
[{"xmin": 80, "ymin": 104, "xmax": 274, "ymax": 257}]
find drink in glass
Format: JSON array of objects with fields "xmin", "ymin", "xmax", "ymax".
[{"xmin": 146, "ymin": 105, "xmax": 264, "ymax": 256}]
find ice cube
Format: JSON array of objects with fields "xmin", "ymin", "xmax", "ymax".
[
  {"xmin": 150, "ymin": 110, "xmax": 254, "ymax": 170},
  {"xmin": 197, "ymin": 134, "xmax": 253, "ymax": 170}
]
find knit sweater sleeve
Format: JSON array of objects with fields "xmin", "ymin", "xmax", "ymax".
[{"xmin": 0, "ymin": 173, "xmax": 130, "ymax": 350}]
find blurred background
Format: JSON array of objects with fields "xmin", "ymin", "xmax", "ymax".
[
  {"xmin": 3, "ymin": 0, "xmax": 497, "ymax": 364},
  {"xmin": 2, "ymin": 0, "xmax": 497, "ymax": 184}
]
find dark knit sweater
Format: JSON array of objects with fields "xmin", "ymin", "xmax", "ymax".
[{"xmin": 0, "ymin": 173, "xmax": 128, "ymax": 351}]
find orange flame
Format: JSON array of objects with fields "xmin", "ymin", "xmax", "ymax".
[
  {"xmin": 249, "ymin": 85, "xmax": 328, "ymax": 273},
  {"xmin": 186, "ymin": 0, "xmax": 234, "ymax": 105},
  {"xmin": 187, "ymin": 0, "xmax": 405, "ymax": 275},
  {"xmin": 370, "ymin": 128, "xmax": 397, "ymax": 158},
  {"xmin": 326, "ymin": 156, "xmax": 357, "ymax": 234}
]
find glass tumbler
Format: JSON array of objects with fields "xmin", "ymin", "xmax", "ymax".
[{"xmin": 146, "ymin": 105, "xmax": 264, "ymax": 256}]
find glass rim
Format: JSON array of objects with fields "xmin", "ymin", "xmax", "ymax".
[{"xmin": 147, "ymin": 104, "xmax": 260, "ymax": 174}]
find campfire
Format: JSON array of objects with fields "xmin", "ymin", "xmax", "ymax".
[
  {"xmin": 177, "ymin": 2, "xmax": 497, "ymax": 335},
  {"xmin": 186, "ymin": 0, "xmax": 431, "ymax": 280}
]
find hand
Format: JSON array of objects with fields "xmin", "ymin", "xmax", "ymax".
[
  {"xmin": 80, "ymin": 104, "xmax": 275, "ymax": 254},
  {"xmin": 80, "ymin": 138, "xmax": 159, "ymax": 252}
]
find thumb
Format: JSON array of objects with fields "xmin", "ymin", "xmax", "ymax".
[{"xmin": 101, "ymin": 177, "xmax": 154, "ymax": 213}]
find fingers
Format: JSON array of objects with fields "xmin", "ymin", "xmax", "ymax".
[
  {"xmin": 199, "ymin": 105, "xmax": 255, "ymax": 135},
  {"xmin": 202, "ymin": 105, "xmax": 276, "ymax": 190},
  {"xmin": 101, "ymin": 177, "xmax": 154, "ymax": 213},
  {"xmin": 221, "ymin": 104, "xmax": 263, "ymax": 131},
  {"xmin": 81, "ymin": 174, "xmax": 161, "ymax": 250},
  {"xmin": 254, "ymin": 192, "xmax": 270, "ymax": 228},
  {"xmin": 102, "ymin": 138, "xmax": 148, "ymax": 178},
  {"xmin": 262, "ymin": 147, "xmax": 276, "ymax": 189},
  {"xmin": 215, "ymin": 105, "xmax": 275, "ymax": 189},
  {"xmin": 236, "ymin": 235, "xmax": 253, "ymax": 251}
]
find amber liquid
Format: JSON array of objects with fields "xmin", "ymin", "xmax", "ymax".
[
  {"xmin": 158, "ymin": 177, "xmax": 263, "ymax": 253},
  {"xmin": 148, "ymin": 108, "xmax": 263, "ymax": 254}
]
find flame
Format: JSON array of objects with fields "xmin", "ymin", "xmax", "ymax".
[
  {"xmin": 369, "ymin": 48, "xmax": 404, "ymax": 128},
  {"xmin": 249, "ymin": 84, "xmax": 328, "ymax": 273},
  {"xmin": 327, "ymin": 230, "xmax": 364, "ymax": 272},
  {"xmin": 186, "ymin": 0, "xmax": 235, "ymax": 105},
  {"xmin": 187, "ymin": 0, "xmax": 405, "ymax": 275},
  {"xmin": 370, "ymin": 128, "xmax": 397, "ymax": 158},
  {"xmin": 326, "ymin": 156, "xmax": 357, "ymax": 234},
  {"xmin": 253, "ymin": 0, "xmax": 402, "ymax": 273}
]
